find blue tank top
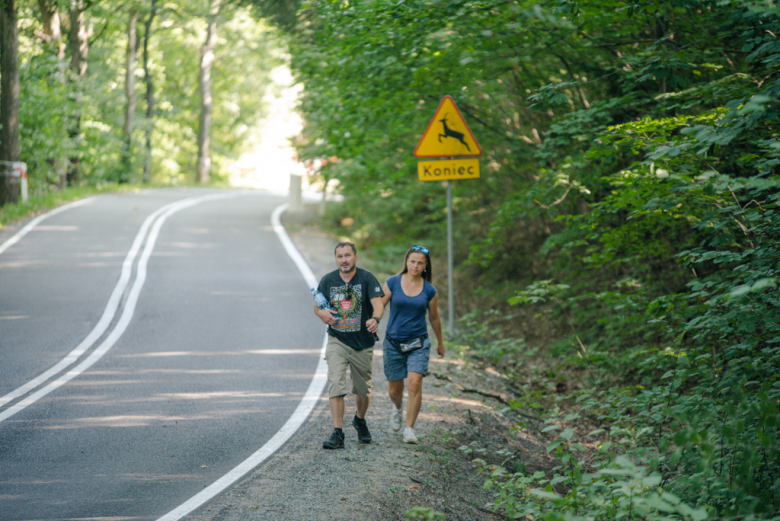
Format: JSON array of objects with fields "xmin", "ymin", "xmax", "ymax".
[{"xmin": 385, "ymin": 274, "xmax": 438, "ymax": 341}]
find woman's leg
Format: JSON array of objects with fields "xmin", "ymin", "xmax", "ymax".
[
  {"xmin": 405, "ymin": 372, "xmax": 424, "ymax": 428},
  {"xmin": 388, "ymin": 379, "xmax": 405, "ymax": 409}
]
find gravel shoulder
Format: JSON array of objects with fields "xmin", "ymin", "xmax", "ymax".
[{"xmin": 186, "ymin": 205, "xmax": 550, "ymax": 521}]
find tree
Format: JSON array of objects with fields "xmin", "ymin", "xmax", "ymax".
[
  {"xmin": 66, "ymin": 0, "xmax": 91, "ymax": 185},
  {"xmin": 196, "ymin": 0, "xmax": 220, "ymax": 184},
  {"xmin": 120, "ymin": 6, "xmax": 139, "ymax": 182},
  {"xmin": 36, "ymin": 0, "xmax": 68, "ymax": 187},
  {"xmin": 0, "ymin": 0, "xmax": 20, "ymax": 205},
  {"xmin": 141, "ymin": 0, "xmax": 156, "ymax": 184}
]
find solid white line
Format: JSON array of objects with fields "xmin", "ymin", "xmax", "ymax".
[
  {"xmin": 156, "ymin": 203, "xmax": 328, "ymax": 521},
  {"xmin": 0, "ymin": 198, "xmax": 190, "ymax": 410},
  {"xmin": 271, "ymin": 203, "xmax": 319, "ymax": 289},
  {"xmin": 0, "ymin": 193, "xmax": 236, "ymax": 424},
  {"xmin": 0, "ymin": 197, "xmax": 94, "ymax": 256}
]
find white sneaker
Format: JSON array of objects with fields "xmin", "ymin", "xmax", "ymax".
[
  {"xmin": 391, "ymin": 407, "xmax": 403, "ymax": 432},
  {"xmin": 403, "ymin": 427, "xmax": 418, "ymax": 444}
]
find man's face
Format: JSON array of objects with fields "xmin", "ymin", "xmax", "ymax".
[{"xmin": 335, "ymin": 246, "xmax": 357, "ymax": 273}]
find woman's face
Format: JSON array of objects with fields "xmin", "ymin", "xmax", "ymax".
[{"xmin": 406, "ymin": 252, "xmax": 427, "ymax": 277}]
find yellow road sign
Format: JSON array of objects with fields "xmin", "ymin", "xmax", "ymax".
[
  {"xmin": 414, "ymin": 96, "xmax": 482, "ymax": 158},
  {"xmin": 418, "ymin": 158, "xmax": 480, "ymax": 181}
]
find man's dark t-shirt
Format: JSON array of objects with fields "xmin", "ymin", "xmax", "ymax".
[{"xmin": 317, "ymin": 267, "xmax": 384, "ymax": 351}]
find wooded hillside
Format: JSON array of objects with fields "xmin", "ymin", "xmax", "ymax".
[{"xmin": 284, "ymin": 1, "xmax": 780, "ymax": 518}]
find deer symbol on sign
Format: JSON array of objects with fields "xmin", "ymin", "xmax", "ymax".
[{"xmin": 438, "ymin": 113, "xmax": 471, "ymax": 151}]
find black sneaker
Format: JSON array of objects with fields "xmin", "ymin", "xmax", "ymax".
[
  {"xmin": 322, "ymin": 428, "xmax": 344, "ymax": 449},
  {"xmin": 352, "ymin": 415, "xmax": 372, "ymax": 444}
]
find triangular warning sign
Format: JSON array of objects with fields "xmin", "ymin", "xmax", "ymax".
[{"xmin": 414, "ymin": 96, "xmax": 482, "ymax": 158}]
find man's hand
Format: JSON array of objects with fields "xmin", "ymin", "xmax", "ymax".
[
  {"xmin": 315, "ymin": 307, "xmax": 338, "ymax": 326},
  {"xmin": 436, "ymin": 343, "xmax": 445, "ymax": 358},
  {"xmin": 367, "ymin": 317, "xmax": 379, "ymax": 334}
]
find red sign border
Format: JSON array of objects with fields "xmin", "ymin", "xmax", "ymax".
[{"xmin": 413, "ymin": 95, "xmax": 482, "ymax": 158}]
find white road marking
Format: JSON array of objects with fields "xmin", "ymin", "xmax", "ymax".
[
  {"xmin": 0, "ymin": 198, "xmax": 94, "ymax": 256},
  {"xmin": 155, "ymin": 203, "xmax": 328, "ymax": 521},
  {"xmin": 0, "ymin": 193, "xmax": 235, "ymax": 423},
  {"xmin": 0, "ymin": 199, "xmax": 175, "ymax": 410}
]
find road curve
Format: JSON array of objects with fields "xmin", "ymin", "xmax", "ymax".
[{"xmin": 0, "ymin": 188, "xmax": 326, "ymax": 521}]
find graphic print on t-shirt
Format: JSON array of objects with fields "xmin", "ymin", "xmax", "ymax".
[{"xmin": 329, "ymin": 284, "xmax": 362, "ymax": 332}]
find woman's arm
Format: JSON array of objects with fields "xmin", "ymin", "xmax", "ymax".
[
  {"xmin": 380, "ymin": 281, "xmax": 392, "ymax": 308},
  {"xmin": 428, "ymin": 294, "xmax": 445, "ymax": 357}
]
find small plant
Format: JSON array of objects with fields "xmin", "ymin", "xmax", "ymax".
[{"xmin": 404, "ymin": 506, "xmax": 445, "ymax": 519}]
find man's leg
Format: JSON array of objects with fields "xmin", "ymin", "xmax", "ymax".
[
  {"xmin": 329, "ymin": 395, "xmax": 345, "ymax": 428},
  {"xmin": 355, "ymin": 394, "xmax": 370, "ymax": 419},
  {"xmin": 324, "ymin": 337, "xmax": 349, "ymax": 448},
  {"xmin": 349, "ymin": 346, "xmax": 374, "ymax": 443},
  {"xmin": 349, "ymin": 346, "xmax": 373, "ymax": 416}
]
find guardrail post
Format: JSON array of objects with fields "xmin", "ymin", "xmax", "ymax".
[
  {"xmin": 14, "ymin": 162, "xmax": 27, "ymax": 203},
  {"xmin": 288, "ymin": 173, "xmax": 302, "ymax": 212}
]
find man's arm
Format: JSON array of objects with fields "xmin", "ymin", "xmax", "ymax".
[
  {"xmin": 366, "ymin": 296, "xmax": 384, "ymax": 334},
  {"xmin": 314, "ymin": 304, "xmax": 337, "ymax": 325}
]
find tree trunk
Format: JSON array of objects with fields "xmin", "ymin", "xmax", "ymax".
[
  {"xmin": 120, "ymin": 8, "xmax": 138, "ymax": 183},
  {"xmin": 38, "ymin": 0, "xmax": 68, "ymax": 187},
  {"xmin": 0, "ymin": 0, "xmax": 20, "ymax": 206},
  {"xmin": 66, "ymin": 0, "xmax": 90, "ymax": 186},
  {"xmin": 38, "ymin": 0, "xmax": 65, "ymax": 60},
  {"xmin": 196, "ymin": 0, "xmax": 221, "ymax": 184},
  {"xmin": 142, "ymin": 0, "xmax": 156, "ymax": 184}
]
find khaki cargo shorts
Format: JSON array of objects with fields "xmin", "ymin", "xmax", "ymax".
[{"xmin": 325, "ymin": 336, "xmax": 373, "ymax": 399}]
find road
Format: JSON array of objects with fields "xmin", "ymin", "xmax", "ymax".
[{"xmin": 0, "ymin": 188, "xmax": 326, "ymax": 521}]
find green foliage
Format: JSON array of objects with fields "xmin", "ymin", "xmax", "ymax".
[
  {"xmin": 479, "ymin": 422, "xmax": 712, "ymax": 521},
  {"xmin": 7, "ymin": 0, "xmax": 283, "ymax": 199},
  {"xmin": 287, "ymin": 0, "xmax": 780, "ymax": 519}
]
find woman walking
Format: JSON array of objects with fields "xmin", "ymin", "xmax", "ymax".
[{"xmin": 381, "ymin": 245, "xmax": 445, "ymax": 443}]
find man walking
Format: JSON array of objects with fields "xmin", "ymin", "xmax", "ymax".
[{"xmin": 314, "ymin": 242, "xmax": 384, "ymax": 449}]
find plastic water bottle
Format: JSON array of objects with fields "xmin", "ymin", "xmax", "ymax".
[
  {"xmin": 311, "ymin": 288, "xmax": 332, "ymax": 311},
  {"xmin": 312, "ymin": 289, "xmax": 339, "ymax": 322}
]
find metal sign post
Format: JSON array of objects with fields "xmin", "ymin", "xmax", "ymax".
[
  {"xmin": 446, "ymin": 180, "xmax": 454, "ymax": 335},
  {"xmin": 413, "ymin": 95, "xmax": 482, "ymax": 339}
]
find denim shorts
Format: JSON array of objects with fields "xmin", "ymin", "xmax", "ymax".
[{"xmin": 383, "ymin": 336, "xmax": 431, "ymax": 382}]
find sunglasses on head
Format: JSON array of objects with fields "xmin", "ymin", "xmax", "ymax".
[{"xmin": 411, "ymin": 245, "xmax": 429, "ymax": 254}]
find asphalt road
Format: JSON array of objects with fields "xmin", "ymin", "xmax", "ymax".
[{"xmin": 0, "ymin": 188, "xmax": 326, "ymax": 521}]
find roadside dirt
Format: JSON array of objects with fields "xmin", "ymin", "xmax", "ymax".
[{"xmin": 186, "ymin": 204, "xmax": 551, "ymax": 521}]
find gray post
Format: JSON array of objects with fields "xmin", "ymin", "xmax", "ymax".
[{"xmin": 447, "ymin": 180, "xmax": 454, "ymax": 337}]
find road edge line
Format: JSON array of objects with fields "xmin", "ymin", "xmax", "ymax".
[
  {"xmin": 0, "ymin": 197, "xmax": 94, "ymax": 256},
  {"xmin": 155, "ymin": 202, "xmax": 328, "ymax": 521}
]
